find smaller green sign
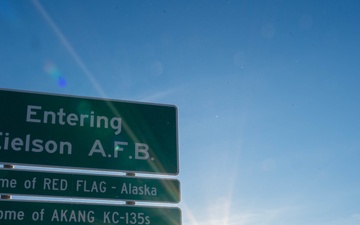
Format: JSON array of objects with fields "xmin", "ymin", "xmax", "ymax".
[
  {"xmin": 0, "ymin": 200, "xmax": 181, "ymax": 225},
  {"xmin": 0, "ymin": 169, "xmax": 180, "ymax": 203}
]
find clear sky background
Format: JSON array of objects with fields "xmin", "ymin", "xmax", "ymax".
[{"xmin": 1, "ymin": 0, "xmax": 360, "ymax": 224}]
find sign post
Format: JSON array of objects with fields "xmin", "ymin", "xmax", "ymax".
[
  {"xmin": 0, "ymin": 200, "xmax": 181, "ymax": 225},
  {"xmin": 0, "ymin": 89, "xmax": 181, "ymax": 225},
  {"xmin": 0, "ymin": 169, "xmax": 180, "ymax": 203},
  {"xmin": 0, "ymin": 89, "xmax": 178, "ymax": 175}
]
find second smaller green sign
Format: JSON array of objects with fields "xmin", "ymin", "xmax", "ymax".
[{"xmin": 0, "ymin": 169, "xmax": 180, "ymax": 203}]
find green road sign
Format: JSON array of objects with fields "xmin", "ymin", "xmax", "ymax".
[
  {"xmin": 0, "ymin": 200, "xmax": 181, "ymax": 225},
  {"xmin": 0, "ymin": 89, "xmax": 178, "ymax": 175},
  {"xmin": 0, "ymin": 169, "xmax": 180, "ymax": 203}
]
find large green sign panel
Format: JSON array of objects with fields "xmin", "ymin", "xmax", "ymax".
[
  {"xmin": 0, "ymin": 200, "xmax": 181, "ymax": 225},
  {"xmin": 0, "ymin": 89, "xmax": 178, "ymax": 175},
  {"xmin": 0, "ymin": 169, "xmax": 180, "ymax": 203}
]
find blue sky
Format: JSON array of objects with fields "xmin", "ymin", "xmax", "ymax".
[{"xmin": 1, "ymin": 0, "xmax": 360, "ymax": 224}]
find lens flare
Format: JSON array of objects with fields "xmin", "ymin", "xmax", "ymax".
[{"xmin": 44, "ymin": 61, "xmax": 67, "ymax": 87}]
